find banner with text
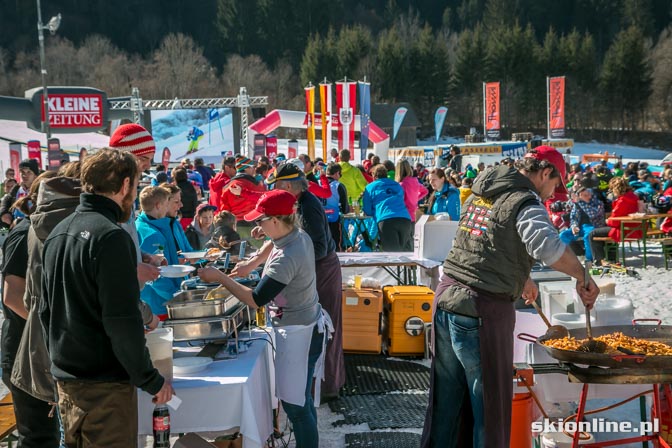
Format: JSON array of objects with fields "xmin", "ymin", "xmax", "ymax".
[
  {"xmin": 336, "ymin": 81, "xmax": 357, "ymax": 152},
  {"xmin": 9, "ymin": 143, "xmax": 21, "ymax": 176},
  {"xmin": 484, "ymin": 82, "xmax": 501, "ymax": 140},
  {"xmin": 548, "ymin": 76, "xmax": 566, "ymax": 138},
  {"xmin": 27, "ymin": 140, "xmax": 42, "ymax": 169}
]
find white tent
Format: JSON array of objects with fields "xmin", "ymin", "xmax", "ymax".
[{"xmin": 0, "ymin": 119, "xmax": 110, "ymax": 172}]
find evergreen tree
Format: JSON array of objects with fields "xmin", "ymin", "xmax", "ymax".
[
  {"xmin": 451, "ymin": 26, "xmax": 487, "ymax": 126},
  {"xmin": 335, "ymin": 25, "xmax": 373, "ymax": 79},
  {"xmin": 599, "ymin": 26, "xmax": 653, "ymax": 130},
  {"xmin": 375, "ymin": 26, "xmax": 408, "ymax": 102}
]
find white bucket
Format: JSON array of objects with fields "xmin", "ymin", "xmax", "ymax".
[
  {"xmin": 541, "ymin": 430, "xmax": 594, "ymax": 447},
  {"xmin": 551, "ymin": 313, "xmax": 596, "ymax": 330},
  {"xmin": 593, "ymin": 297, "xmax": 634, "ymax": 326},
  {"xmin": 146, "ymin": 327, "xmax": 174, "ymax": 383}
]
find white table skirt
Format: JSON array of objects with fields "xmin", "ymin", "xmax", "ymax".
[{"xmin": 138, "ymin": 330, "xmax": 275, "ymax": 448}]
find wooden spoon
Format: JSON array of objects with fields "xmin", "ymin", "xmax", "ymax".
[
  {"xmin": 530, "ymin": 301, "xmax": 569, "ymax": 340},
  {"xmin": 578, "ymin": 262, "xmax": 607, "ymax": 353}
]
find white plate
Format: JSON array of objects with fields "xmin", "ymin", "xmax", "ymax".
[
  {"xmin": 160, "ymin": 265, "xmax": 195, "ymax": 278},
  {"xmin": 173, "ymin": 357, "xmax": 213, "ymax": 375},
  {"xmin": 180, "ymin": 251, "xmax": 207, "ymax": 259}
]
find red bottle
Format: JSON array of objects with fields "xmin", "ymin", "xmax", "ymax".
[{"xmin": 153, "ymin": 404, "xmax": 170, "ymax": 448}]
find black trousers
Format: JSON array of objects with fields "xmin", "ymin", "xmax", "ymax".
[
  {"xmin": 328, "ymin": 221, "xmax": 342, "ymax": 252},
  {"xmin": 588, "ymin": 226, "xmax": 612, "ymax": 263},
  {"xmin": 1, "ymin": 370, "xmax": 61, "ymax": 448},
  {"xmin": 378, "ymin": 218, "xmax": 413, "ymax": 252}
]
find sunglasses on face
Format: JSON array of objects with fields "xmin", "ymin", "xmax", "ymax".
[{"xmin": 254, "ymin": 216, "xmax": 273, "ymax": 226}]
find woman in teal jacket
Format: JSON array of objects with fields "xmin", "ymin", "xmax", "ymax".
[
  {"xmin": 362, "ymin": 164, "xmax": 412, "ymax": 251},
  {"xmin": 426, "ymin": 168, "xmax": 461, "ymax": 220}
]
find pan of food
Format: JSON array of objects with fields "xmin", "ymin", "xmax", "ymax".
[{"xmin": 518, "ymin": 319, "xmax": 672, "ymax": 369}]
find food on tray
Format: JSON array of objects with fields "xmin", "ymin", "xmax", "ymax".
[
  {"xmin": 205, "ymin": 248, "xmax": 223, "ymax": 259},
  {"xmin": 543, "ymin": 332, "xmax": 672, "ymax": 355}
]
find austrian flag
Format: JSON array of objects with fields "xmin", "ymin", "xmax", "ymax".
[{"xmin": 336, "ymin": 81, "xmax": 357, "ymax": 152}]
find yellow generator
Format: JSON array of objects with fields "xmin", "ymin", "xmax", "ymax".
[
  {"xmin": 383, "ymin": 285, "xmax": 434, "ymax": 356},
  {"xmin": 342, "ymin": 288, "xmax": 383, "ymax": 354}
]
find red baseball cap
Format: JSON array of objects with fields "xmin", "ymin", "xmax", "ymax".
[
  {"xmin": 525, "ymin": 145, "xmax": 568, "ymax": 194},
  {"xmin": 244, "ymin": 190, "xmax": 297, "ymax": 222}
]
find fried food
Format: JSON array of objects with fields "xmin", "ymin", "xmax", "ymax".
[
  {"xmin": 543, "ymin": 332, "xmax": 672, "ymax": 356},
  {"xmin": 205, "ymin": 248, "xmax": 223, "ymax": 259}
]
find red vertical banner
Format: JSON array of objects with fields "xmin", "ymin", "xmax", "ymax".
[
  {"xmin": 9, "ymin": 143, "xmax": 21, "ymax": 176},
  {"xmin": 336, "ymin": 81, "xmax": 357, "ymax": 152},
  {"xmin": 266, "ymin": 135, "xmax": 278, "ymax": 160},
  {"xmin": 305, "ymin": 84, "xmax": 316, "ymax": 160},
  {"xmin": 484, "ymin": 82, "xmax": 501, "ymax": 140},
  {"xmin": 161, "ymin": 147, "xmax": 171, "ymax": 170},
  {"xmin": 27, "ymin": 140, "xmax": 42, "ymax": 169},
  {"xmin": 548, "ymin": 76, "xmax": 566, "ymax": 138},
  {"xmin": 319, "ymin": 82, "xmax": 332, "ymax": 161},
  {"xmin": 287, "ymin": 139, "xmax": 298, "ymax": 158}
]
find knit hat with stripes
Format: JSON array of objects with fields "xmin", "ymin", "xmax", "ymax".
[
  {"xmin": 235, "ymin": 155, "xmax": 255, "ymax": 172},
  {"xmin": 109, "ymin": 123, "xmax": 156, "ymax": 157}
]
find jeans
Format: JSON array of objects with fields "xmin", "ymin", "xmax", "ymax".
[
  {"xmin": 281, "ymin": 328, "xmax": 324, "ymax": 448},
  {"xmin": 1, "ymin": 370, "xmax": 62, "ymax": 448},
  {"xmin": 429, "ymin": 309, "xmax": 484, "ymax": 448},
  {"xmin": 559, "ymin": 224, "xmax": 595, "ymax": 260}
]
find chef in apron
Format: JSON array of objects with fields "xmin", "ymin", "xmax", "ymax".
[{"xmin": 199, "ymin": 189, "xmax": 332, "ymax": 448}]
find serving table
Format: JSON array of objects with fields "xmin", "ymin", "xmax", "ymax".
[{"xmin": 137, "ymin": 330, "xmax": 275, "ymax": 448}]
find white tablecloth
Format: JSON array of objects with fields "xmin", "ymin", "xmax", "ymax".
[{"xmin": 138, "ymin": 331, "xmax": 275, "ymax": 448}]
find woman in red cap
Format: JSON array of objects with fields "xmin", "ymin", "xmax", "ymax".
[{"xmin": 198, "ymin": 189, "xmax": 330, "ymax": 448}]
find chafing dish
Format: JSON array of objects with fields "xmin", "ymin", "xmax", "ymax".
[
  {"xmin": 166, "ymin": 288, "xmax": 239, "ymax": 320},
  {"xmin": 164, "ymin": 303, "xmax": 247, "ymax": 341}
]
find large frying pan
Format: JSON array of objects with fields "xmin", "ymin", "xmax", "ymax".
[{"xmin": 518, "ymin": 319, "xmax": 672, "ymax": 369}]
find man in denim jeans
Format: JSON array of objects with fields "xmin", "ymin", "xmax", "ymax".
[{"xmin": 421, "ymin": 146, "xmax": 600, "ymax": 448}]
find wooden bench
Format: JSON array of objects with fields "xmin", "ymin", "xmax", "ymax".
[{"xmin": 0, "ymin": 394, "xmax": 17, "ymax": 447}]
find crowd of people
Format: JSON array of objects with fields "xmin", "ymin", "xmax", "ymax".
[{"xmin": 1, "ymin": 130, "xmax": 671, "ymax": 448}]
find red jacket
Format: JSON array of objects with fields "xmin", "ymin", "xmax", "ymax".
[
  {"xmin": 307, "ymin": 174, "xmax": 332, "ymax": 199},
  {"xmin": 606, "ymin": 191, "xmax": 642, "ymax": 241},
  {"xmin": 218, "ymin": 174, "xmax": 266, "ymax": 220},
  {"xmin": 209, "ymin": 171, "xmax": 232, "ymax": 210}
]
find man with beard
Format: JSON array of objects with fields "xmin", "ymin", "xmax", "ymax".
[{"xmin": 40, "ymin": 149, "xmax": 173, "ymax": 447}]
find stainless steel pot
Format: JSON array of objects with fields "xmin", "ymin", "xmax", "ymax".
[{"xmin": 164, "ymin": 303, "xmax": 247, "ymax": 341}]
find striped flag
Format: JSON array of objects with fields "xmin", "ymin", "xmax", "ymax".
[
  {"xmin": 319, "ymin": 82, "xmax": 332, "ymax": 161},
  {"xmin": 305, "ymin": 84, "xmax": 316, "ymax": 160},
  {"xmin": 336, "ymin": 80, "xmax": 357, "ymax": 153},
  {"xmin": 358, "ymin": 81, "xmax": 371, "ymax": 161}
]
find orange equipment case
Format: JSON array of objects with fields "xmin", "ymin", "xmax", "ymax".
[
  {"xmin": 383, "ymin": 285, "xmax": 434, "ymax": 356},
  {"xmin": 342, "ymin": 288, "xmax": 383, "ymax": 354}
]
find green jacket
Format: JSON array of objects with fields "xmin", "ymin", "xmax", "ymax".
[{"xmin": 338, "ymin": 162, "xmax": 369, "ymax": 203}]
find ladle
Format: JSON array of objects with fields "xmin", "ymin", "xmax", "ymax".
[
  {"xmin": 578, "ymin": 262, "xmax": 607, "ymax": 353},
  {"xmin": 530, "ymin": 301, "xmax": 569, "ymax": 340}
]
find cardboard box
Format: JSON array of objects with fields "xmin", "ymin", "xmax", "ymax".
[
  {"xmin": 342, "ymin": 288, "xmax": 383, "ymax": 354},
  {"xmin": 413, "ymin": 215, "xmax": 458, "ymax": 262}
]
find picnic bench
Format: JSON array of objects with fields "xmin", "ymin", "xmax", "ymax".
[{"xmin": 0, "ymin": 394, "xmax": 17, "ymax": 447}]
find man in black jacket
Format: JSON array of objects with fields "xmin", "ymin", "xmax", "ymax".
[{"xmin": 39, "ymin": 149, "xmax": 173, "ymax": 447}]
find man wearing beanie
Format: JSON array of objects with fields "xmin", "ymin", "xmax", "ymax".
[
  {"xmin": 218, "ymin": 155, "xmax": 266, "ymax": 244},
  {"xmin": 0, "ymin": 159, "xmax": 39, "ymax": 227},
  {"xmin": 109, "ymin": 123, "xmax": 163, "ymax": 330}
]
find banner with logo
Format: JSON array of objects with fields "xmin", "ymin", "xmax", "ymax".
[
  {"xmin": 484, "ymin": 82, "xmax": 501, "ymax": 140},
  {"xmin": 9, "ymin": 143, "xmax": 21, "ymax": 176},
  {"xmin": 27, "ymin": 140, "xmax": 42, "ymax": 169},
  {"xmin": 319, "ymin": 82, "xmax": 332, "ymax": 161},
  {"xmin": 266, "ymin": 135, "xmax": 278, "ymax": 160},
  {"xmin": 305, "ymin": 84, "xmax": 316, "ymax": 160},
  {"xmin": 336, "ymin": 81, "xmax": 357, "ymax": 152},
  {"xmin": 548, "ymin": 76, "xmax": 566, "ymax": 138},
  {"xmin": 434, "ymin": 106, "xmax": 448, "ymax": 142},
  {"xmin": 358, "ymin": 81, "xmax": 371, "ymax": 161},
  {"xmin": 161, "ymin": 147, "xmax": 171, "ymax": 170},
  {"xmin": 392, "ymin": 107, "xmax": 408, "ymax": 141},
  {"xmin": 288, "ymin": 139, "xmax": 299, "ymax": 158},
  {"xmin": 253, "ymin": 134, "xmax": 266, "ymax": 160}
]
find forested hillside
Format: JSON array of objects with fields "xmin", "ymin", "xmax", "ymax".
[{"xmin": 1, "ymin": 0, "xmax": 671, "ymax": 134}]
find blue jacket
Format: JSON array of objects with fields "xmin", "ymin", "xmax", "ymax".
[
  {"xmin": 428, "ymin": 183, "xmax": 461, "ymax": 220},
  {"xmin": 135, "ymin": 213, "xmax": 184, "ymax": 315},
  {"xmin": 363, "ymin": 178, "xmax": 411, "ymax": 223}
]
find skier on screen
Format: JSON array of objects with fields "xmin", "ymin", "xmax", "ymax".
[{"xmin": 187, "ymin": 126, "xmax": 204, "ymax": 154}]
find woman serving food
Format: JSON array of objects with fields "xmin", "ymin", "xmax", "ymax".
[{"xmin": 198, "ymin": 189, "xmax": 331, "ymax": 448}]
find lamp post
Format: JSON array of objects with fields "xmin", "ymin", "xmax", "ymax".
[{"xmin": 36, "ymin": 0, "xmax": 61, "ymax": 139}]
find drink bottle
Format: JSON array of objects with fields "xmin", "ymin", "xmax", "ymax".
[{"xmin": 153, "ymin": 404, "xmax": 170, "ymax": 448}]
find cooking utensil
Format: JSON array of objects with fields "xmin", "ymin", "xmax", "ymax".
[
  {"xmin": 530, "ymin": 301, "xmax": 569, "ymax": 340},
  {"xmin": 205, "ymin": 285, "xmax": 230, "ymax": 301},
  {"xmin": 164, "ymin": 303, "xmax": 246, "ymax": 341},
  {"xmin": 578, "ymin": 262, "xmax": 607, "ymax": 353},
  {"xmin": 166, "ymin": 297, "xmax": 224, "ymax": 320},
  {"xmin": 517, "ymin": 319, "xmax": 672, "ymax": 369}
]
